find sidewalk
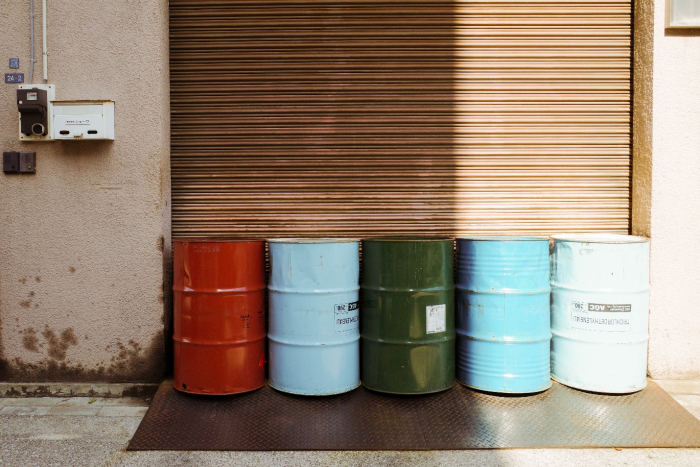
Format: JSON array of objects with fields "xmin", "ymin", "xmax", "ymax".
[
  {"xmin": 656, "ymin": 380, "xmax": 700, "ymax": 419},
  {"xmin": 1, "ymin": 381, "xmax": 699, "ymax": 467}
]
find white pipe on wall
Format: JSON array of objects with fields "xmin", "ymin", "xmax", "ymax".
[
  {"xmin": 42, "ymin": 0, "xmax": 47, "ymax": 83},
  {"xmin": 30, "ymin": 0, "xmax": 35, "ymax": 84}
]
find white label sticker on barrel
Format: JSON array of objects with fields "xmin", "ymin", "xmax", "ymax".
[
  {"xmin": 426, "ymin": 304, "xmax": 446, "ymax": 334},
  {"xmin": 334, "ymin": 301, "xmax": 359, "ymax": 333},
  {"xmin": 570, "ymin": 301, "xmax": 632, "ymax": 332}
]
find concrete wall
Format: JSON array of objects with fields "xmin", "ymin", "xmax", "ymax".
[
  {"xmin": 0, "ymin": 1, "xmax": 170, "ymax": 382},
  {"xmin": 633, "ymin": 0, "xmax": 700, "ymax": 379}
]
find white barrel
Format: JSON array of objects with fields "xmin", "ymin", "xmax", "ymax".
[{"xmin": 550, "ymin": 234, "xmax": 650, "ymax": 393}]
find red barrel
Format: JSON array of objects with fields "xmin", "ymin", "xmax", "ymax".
[{"xmin": 173, "ymin": 239, "xmax": 266, "ymax": 395}]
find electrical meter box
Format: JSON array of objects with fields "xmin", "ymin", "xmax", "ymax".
[
  {"xmin": 18, "ymin": 84, "xmax": 56, "ymax": 141},
  {"xmin": 52, "ymin": 100, "xmax": 115, "ymax": 140}
]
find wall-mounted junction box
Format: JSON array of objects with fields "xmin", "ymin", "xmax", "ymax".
[
  {"xmin": 52, "ymin": 100, "xmax": 115, "ymax": 140},
  {"xmin": 18, "ymin": 84, "xmax": 56, "ymax": 141},
  {"xmin": 3, "ymin": 152, "xmax": 36, "ymax": 174}
]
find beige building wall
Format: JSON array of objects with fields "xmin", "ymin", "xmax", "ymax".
[
  {"xmin": 0, "ymin": 1, "xmax": 170, "ymax": 382},
  {"xmin": 634, "ymin": 0, "xmax": 700, "ymax": 379}
]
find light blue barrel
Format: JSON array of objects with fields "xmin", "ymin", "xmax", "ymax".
[
  {"xmin": 456, "ymin": 237, "xmax": 552, "ymax": 393},
  {"xmin": 551, "ymin": 234, "xmax": 650, "ymax": 393},
  {"xmin": 268, "ymin": 238, "xmax": 360, "ymax": 395}
]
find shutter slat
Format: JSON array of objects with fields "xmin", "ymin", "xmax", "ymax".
[{"xmin": 170, "ymin": 0, "xmax": 631, "ymax": 238}]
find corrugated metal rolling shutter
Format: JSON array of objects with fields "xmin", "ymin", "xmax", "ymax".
[{"xmin": 169, "ymin": 0, "xmax": 631, "ymax": 238}]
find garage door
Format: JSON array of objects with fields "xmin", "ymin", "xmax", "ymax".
[{"xmin": 169, "ymin": 0, "xmax": 631, "ymax": 238}]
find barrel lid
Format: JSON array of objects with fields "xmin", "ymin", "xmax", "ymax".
[
  {"xmin": 362, "ymin": 237, "xmax": 453, "ymax": 242},
  {"xmin": 457, "ymin": 236, "xmax": 548, "ymax": 241},
  {"xmin": 551, "ymin": 233, "xmax": 649, "ymax": 244},
  {"xmin": 174, "ymin": 237, "xmax": 264, "ymax": 243},
  {"xmin": 267, "ymin": 238, "xmax": 359, "ymax": 244}
]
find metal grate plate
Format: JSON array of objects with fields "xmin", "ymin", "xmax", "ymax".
[{"xmin": 128, "ymin": 380, "xmax": 700, "ymax": 451}]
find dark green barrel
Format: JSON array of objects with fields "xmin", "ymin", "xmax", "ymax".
[{"xmin": 361, "ymin": 238, "xmax": 455, "ymax": 394}]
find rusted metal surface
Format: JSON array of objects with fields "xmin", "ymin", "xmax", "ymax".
[
  {"xmin": 128, "ymin": 379, "xmax": 700, "ymax": 450},
  {"xmin": 170, "ymin": 1, "xmax": 632, "ymax": 238},
  {"xmin": 173, "ymin": 239, "xmax": 266, "ymax": 395}
]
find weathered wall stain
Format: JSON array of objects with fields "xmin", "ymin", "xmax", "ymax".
[
  {"xmin": 42, "ymin": 327, "xmax": 79, "ymax": 361},
  {"xmin": 0, "ymin": 332, "xmax": 165, "ymax": 383},
  {"xmin": 69, "ymin": 267, "xmax": 76, "ymax": 274},
  {"xmin": 2, "ymin": 386, "xmax": 23, "ymax": 397},
  {"xmin": 20, "ymin": 291, "xmax": 36, "ymax": 309},
  {"xmin": 1, "ymin": 383, "xmax": 158, "ymax": 399},
  {"xmin": 0, "ymin": 314, "xmax": 5, "ymax": 380},
  {"xmin": 21, "ymin": 328, "xmax": 41, "ymax": 352},
  {"xmin": 163, "ymin": 253, "xmax": 175, "ymax": 374}
]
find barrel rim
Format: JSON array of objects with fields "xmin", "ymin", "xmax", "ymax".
[
  {"xmin": 457, "ymin": 236, "xmax": 548, "ymax": 242},
  {"xmin": 174, "ymin": 237, "xmax": 264, "ymax": 244},
  {"xmin": 551, "ymin": 233, "xmax": 649, "ymax": 244},
  {"xmin": 362, "ymin": 237, "xmax": 453, "ymax": 243},
  {"xmin": 267, "ymin": 237, "xmax": 359, "ymax": 244}
]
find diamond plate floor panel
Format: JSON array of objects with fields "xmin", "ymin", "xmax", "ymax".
[{"xmin": 127, "ymin": 380, "xmax": 700, "ymax": 451}]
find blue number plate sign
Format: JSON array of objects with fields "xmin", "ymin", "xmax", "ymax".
[{"xmin": 5, "ymin": 73, "xmax": 24, "ymax": 84}]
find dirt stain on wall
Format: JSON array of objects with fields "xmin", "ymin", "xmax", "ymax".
[
  {"xmin": 19, "ymin": 291, "xmax": 36, "ymax": 309},
  {"xmin": 0, "ymin": 332, "xmax": 165, "ymax": 383},
  {"xmin": 21, "ymin": 328, "xmax": 41, "ymax": 352},
  {"xmin": 1, "ymin": 268, "xmax": 167, "ymax": 383},
  {"xmin": 42, "ymin": 327, "xmax": 79, "ymax": 361},
  {"xmin": 0, "ymin": 315, "xmax": 5, "ymax": 380}
]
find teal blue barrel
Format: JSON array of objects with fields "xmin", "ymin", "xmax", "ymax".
[
  {"xmin": 456, "ymin": 237, "xmax": 551, "ymax": 393},
  {"xmin": 268, "ymin": 239, "xmax": 360, "ymax": 395}
]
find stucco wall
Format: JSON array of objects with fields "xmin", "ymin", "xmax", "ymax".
[
  {"xmin": 633, "ymin": 0, "xmax": 700, "ymax": 379},
  {"xmin": 0, "ymin": 1, "xmax": 170, "ymax": 382}
]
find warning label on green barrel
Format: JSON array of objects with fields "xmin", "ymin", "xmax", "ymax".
[
  {"xmin": 334, "ymin": 301, "xmax": 359, "ymax": 333},
  {"xmin": 570, "ymin": 301, "xmax": 632, "ymax": 332},
  {"xmin": 426, "ymin": 304, "xmax": 446, "ymax": 334}
]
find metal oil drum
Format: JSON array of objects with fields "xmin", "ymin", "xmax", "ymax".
[
  {"xmin": 268, "ymin": 238, "xmax": 360, "ymax": 395},
  {"xmin": 173, "ymin": 239, "xmax": 266, "ymax": 395},
  {"xmin": 455, "ymin": 237, "xmax": 551, "ymax": 393},
  {"xmin": 550, "ymin": 234, "xmax": 650, "ymax": 393},
  {"xmin": 361, "ymin": 238, "xmax": 455, "ymax": 394}
]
